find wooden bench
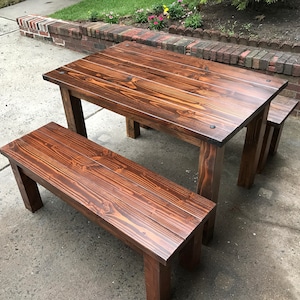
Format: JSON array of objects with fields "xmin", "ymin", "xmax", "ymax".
[
  {"xmin": 0, "ymin": 122, "xmax": 216, "ymax": 300},
  {"xmin": 257, "ymin": 96, "xmax": 299, "ymax": 173}
]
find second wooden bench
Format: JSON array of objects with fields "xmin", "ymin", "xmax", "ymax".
[
  {"xmin": 0, "ymin": 122, "xmax": 216, "ymax": 300},
  {"xmin": 258, "ymin": 96, "xmax": 298, "ymax": 173}
]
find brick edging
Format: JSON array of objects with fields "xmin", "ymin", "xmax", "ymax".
[
  {"xmin": 17, "ymin": 15, "xmax": 300, "ymax": 76},
  {"xmin": 16, "ymin": 15, "xmax": 300, "ymax": 106},
  {"xmin": 168, "ymin": 25, "xmax": 300, "ymax": 54}
]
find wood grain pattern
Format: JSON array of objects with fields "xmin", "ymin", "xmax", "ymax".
[
  {"xmin": 0, "ymin": 122, "xmax": 215, "ymax": 265},
  {"xmin": 43, "ymin": 41, "xmax": 288, "ymax": 146},
  {"xmin": 267, "ymin": 95, "xmax": 298, "ymax": 126},
  {"xmin": 42, "ymin": 41, "xmax": 287, "ymax": 242},
  {"xmin": 0, "ymin": 122, "xmax": 217, "ymax": 299},
  {"xmin": 257, "ymin": 96, "xmax": 298, "ymax": 172},
  {"xmin": 238, "ymin": 106, "xmax": 269, "ymax": 187},
  {"xmin": 144, "ymin": 253, "xmax": 171, "ymax": 300}
]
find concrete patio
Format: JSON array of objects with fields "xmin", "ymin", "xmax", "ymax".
[{"xmin": 0, "ymin": 1, "xmax": 299, "ymax": 299}]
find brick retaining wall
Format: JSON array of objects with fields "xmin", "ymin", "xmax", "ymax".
[{"xmin": 17, "ymin": 15, "xmax": 300, "ymax": 113}]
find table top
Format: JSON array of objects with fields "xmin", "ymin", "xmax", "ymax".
[{"xmin": 43, "ymin": 41, "xmax": 288, "ymax": 147}]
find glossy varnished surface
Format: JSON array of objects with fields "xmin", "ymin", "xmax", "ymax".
[
  {"xmin": 0, "ymin": 122, "xmax": 215, "ymax": 265},
  {"xmin": 267, "ymin": 95, "xmax": 298, "ymax": 126},
  {"xmin": 43, "ymin": 41, "xmax": 287, "ymax": 146}
]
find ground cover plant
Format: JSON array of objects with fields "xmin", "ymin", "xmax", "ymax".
[
  {"xmin": 0, "ymin": 0, "xmax": 24, "ymax": 9},
  {"xmin": 50, "ymin": 0, "xmax": 203, "ymax": 29},
  {"xmin": 50, "ymin": 0, "xmax": 175, "ymax": 22},
  {"xmin": 49, "ymin": 0, "xmax": 300, "ymax": 44}
]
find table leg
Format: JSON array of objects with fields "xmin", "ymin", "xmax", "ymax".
[
  {"xmin": 197, "ymin": 142, "xmax": 225, "ymax": 202},
  {"xmin": 60, "ymin": 87, "xmax": 87, "ymax": 137},
  {"xmin": 197, "ymin": 142, "xmax": 225, "ymax": 243},
  {"xmin": 126, "ymin": 118, "xmax": 140, "ymax": 138},
  {"xmin": 238, "ymin": 105, "xmax": 269, "ymax": 188}
]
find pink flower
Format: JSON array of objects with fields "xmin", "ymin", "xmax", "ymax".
[
  {"xmin": 154, "ymin": 21, "xmax": 158, "ymax": 25},
  {"xmin": 148, "ymin": 15, "xmax": 155, "ymax": 20}
]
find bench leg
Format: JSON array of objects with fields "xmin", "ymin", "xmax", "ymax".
[
  {"xmin": 257, "ymin": 124, "xmax": 274, "ymax": 173},
  {"xmin": 179, "ymin": 224, "xmax": 203, "ymax": 270},
  {"xmin": 126, "ymin": 118, "xmax": 140, "ymax": 138},
  {"xmin": 10, "ymin": 162, "xmax": 43, "ymax": 213},
  {"xmin": 269, "ymin": 125, "xmax": 284, "ymax": 155},
  {"xmin": 143, "ymin": 254, "xmax": 171, "ymax": 300},
  {"xmin": 202, "ymin": 208, "xmax": 216, "ymax": 245}
]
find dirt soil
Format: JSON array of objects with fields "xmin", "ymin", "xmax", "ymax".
[
  {"xmin": 199, "ymin": 0, "xmax": 300, "ymax": 44},
  {"xmin": 125, "ymin": 0, "xmax": 300, "ymax": 45}
]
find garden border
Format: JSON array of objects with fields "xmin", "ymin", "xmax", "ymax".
[{"xmin": 17, "ymin": 15, "xmax": 300, "ymax": 112}]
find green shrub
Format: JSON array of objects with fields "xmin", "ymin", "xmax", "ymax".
[
  {"xmin": 134, "ymin": 8, "xmax": 149, "ymax": 23},
  {"xmin": 88, "ymin": 10, "xmax": 99, "ymax": 22},
  {"xmin": 168, "ymin": 1, "xmax": 185, "ymax": 20},
  {"xmin": 103, "ymin": 11, "xmax": 120, "ymax": 23},
  {"xmin": 198, "ymin": 0, "xmax": 281, "ymax": 10},
  {"xmin": 184, "ymin": 12, "xmax": 202, "ymax": 28},
  {"xmin": 152, "ymin": 4, "xmax": 164, "ymax": 15},
  {"xmin": 185, "ymin": 0, "xmax": 202, "ymax": 11},
  {"xmin": 148, "ymin": 14, "xmax": 166, "ymax": 30}
]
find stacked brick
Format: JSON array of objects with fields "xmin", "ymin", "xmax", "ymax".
[{"xmin": 16, "ymin": 15, "xmax": 300, "ymax": 108}]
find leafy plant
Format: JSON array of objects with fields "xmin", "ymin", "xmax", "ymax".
[
  {"xmin": 218, "ymin": 20, "xmax": 238, "ymax": 36},
  {"xmin": 148, "ymin": 14, "xmax": 166, "ymax": 30},
  {"xmin": 198, "ymin": 0, "xmax": 282, "ymax": 10},
  {"xmin": 88, "ymin": 10, "xmax": 99, "ymax": 22},
  {"xmin": 168, "ymin": 0, "xmax": 185, "ymax": 20},
  {"xmin": 134, "ymin": 8, "xmax": 149, "ymax": 23},
  {"xmin": 184, "ymin": 12, "xmax": 202, "ymax": 28},
  {"xmin": 152, "ymin": 4, "xmax": 164, "ymax": 15},
  {"xmin": 50, "ymin": 0, "xmax": 175, "ymax": 21},
  {"xmin": 185, "ymin": 0, "xmax": 201, "ymax": 11},
  {"xmin": 0, "ymin": 0, "xmax": 24, "ymax": 9},
  {"xmin": 103, "ymin": 11, "xmax": 120, "ymax": 24}
]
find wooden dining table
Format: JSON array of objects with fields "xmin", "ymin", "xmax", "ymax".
[{"xmin": 43, "ymin": 41, "xmax": 287, "ymax": 239}]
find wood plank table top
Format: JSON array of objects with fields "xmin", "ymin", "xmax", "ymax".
[
  {"xmin": 43, "ymin": 41, "xmax": 287, "ymax": 146},
  {"xmin": 43, "ymin": 41, "xmax": 287, "ymax": 241}
]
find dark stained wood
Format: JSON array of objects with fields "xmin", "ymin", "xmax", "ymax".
[
  {"xmin": 60, "ymin": 87, "xmax": 87, "ymax": 137},
  {"xmin": 179, "ymin": 224, "xmax": 203, "ymax": 270},
  {"xmin": 144, "ymin": 253, "xmax": 171, "ymax": 300},
  {"xmin": 257, "ymin": 96, "xmax": 299, "ymax": 172},
  {"xmin": 0, "ymin": 122, "xmax": 216, "ymax": 300},
  {"xmin": 38, "ymin": 122, "xmax": 214, "ymax": 221},
  {"xmin": 257, "ymin": 125, "xmax": 274, "ymax": 173},
  {"xmin": 43, "ymin": 41, "xmax": 288, "ymax": 147},
  {"xmin": 114, "ymin": 41, "xmax": 287, "ymax": 89},
  {"xmin": 197, "ymin": 141, "xmax": 225, "ymax": 201},
  {"xmin": 238, "ymin": 105, "xmax": 269, "ymax": 188},
  {"xmin": 10, "ymin": 162, "xmax": 43, "ymax": 212},
  {"xmin": 196, "ymin": 141, "xmax": 224, "ymax": 242},
  {"xmin": 42, "ymin": 41, "xmax": 287, "ymax": 241},
  {"xmin": 269, "ymin": 126, "xmax": 283, "ymax": 155},
  {"xmin": 267, "ymin": 96, "xmax": 298, "ymax": 127},
  {"xmin": 126, "ymin": 118, "xmax": 140, "ymax": 138}
]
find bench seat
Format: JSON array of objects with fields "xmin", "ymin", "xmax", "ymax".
[
  {"xmin": 258, "ymin": 96, "xmax": 298, "ymax": 173},
  {"xmin": 0, "ymin": 122, "xmax": 216, "ymax": 300}
]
